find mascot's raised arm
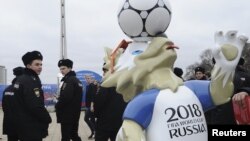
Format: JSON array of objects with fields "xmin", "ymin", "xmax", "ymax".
[{"xmin": 101, "ymin": 0, "xmax": 249, "ymax": 141}]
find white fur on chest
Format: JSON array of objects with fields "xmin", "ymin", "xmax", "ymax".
[{"xmin": 146, "ymin": 86, "xmax": 208, "ymax": 141}]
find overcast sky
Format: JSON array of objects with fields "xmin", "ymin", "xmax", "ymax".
[{"xmin": 0, "ymin": 0, "xmax": 249, "ymax": 84}]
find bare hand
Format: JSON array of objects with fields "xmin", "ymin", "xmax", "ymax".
[{"xmin": 232, "ymin": 92, "xmax": 248, "ymax": 108}]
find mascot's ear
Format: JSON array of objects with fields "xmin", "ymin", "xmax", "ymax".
[
  {"xmin": 103, "ymin": 47, "xmax": 113, "ymax": 72},
  {"xmin": 103, "ymin": 47, "xmax": 112, "ymax": 63},
  {"xmin": 104, "ymin": 47, "xmax": 112, "ymax": 57}
]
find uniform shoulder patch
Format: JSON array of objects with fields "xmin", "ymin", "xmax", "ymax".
[
  {"xmin": 14, "ymin": 83, "xmax": 19, "ymax": 89},
  {"xmin": 4, "ymin": 91, "xmax": 14, "ymax": 96},
  {"xmin": 33, "ymin": 88, "xmax": 40, "ymax": 97}
]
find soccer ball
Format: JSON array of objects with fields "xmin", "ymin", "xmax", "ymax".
[{"xmin": 117, "ymin": 0, "xmax": 172, "ymax": 41}]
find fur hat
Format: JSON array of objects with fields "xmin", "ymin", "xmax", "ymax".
[
  {"xmin": 195, "ymin": 67, "xmax": 205, "ymax": 73},
  {"xmin": 22, "ymin": 51, "xmax": 43, "ymax": 66},
  {"xmin": 13, "ymin": 67, "xmax": 24, "ymax": 76},
  {"xmin": 58, "ymin": 59, "xmax": 73, "ymax": 68},
  {"xmin": 174, "ymin": 67, "xmax": 183, "ymax": 77}
]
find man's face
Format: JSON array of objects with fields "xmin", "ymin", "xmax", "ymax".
[
  {"xmin": 195, "ymin": 71, "xmax": 205, "ymax": 80},
  {"xmin": 59, "ymin": 66, "xmax": 71, "ymax": 76},
  {"xmin": 85, "ymin": 76, "xmax": 93, "ymax": 84},
  {"xmin": 27, "ymin": 59, "xmax": 42, "ymax": 75}
]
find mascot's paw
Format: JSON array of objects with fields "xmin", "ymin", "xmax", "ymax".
[
  {"xmin": 213, "ymin": 30, "xmax": 248, "ymax": 71},
  {"xmin": 116, "ymin": 128, "xmax": 125, "ymax": 141},
  {"xmin": 116, "ymin": 121, "xmax": 146, "ymax": 141},
  {"xmin": 116, "ymin": 128, "xmax": 146, "ymax": 141},
  {"xmin": 210, "ymin": 31, "xmax": 248, "ymax": 104}
]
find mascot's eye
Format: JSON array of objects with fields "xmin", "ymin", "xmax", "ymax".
[{"xmin": 132, "ymin": 50, "xmax": 143, "ymax": 55}]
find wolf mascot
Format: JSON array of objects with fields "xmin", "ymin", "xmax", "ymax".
[{"xmin": 101, "ymin": 0, "xmax": 249, "ymax": 141}]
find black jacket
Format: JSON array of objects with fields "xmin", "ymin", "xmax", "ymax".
[
  {"xmin": 55, "ymin": 71, "xmax": 83, "ymax": 123},
  {"xmin": 85, "ymin": 83, "xmax": 97, "ymax": 108},
  {"xmin": 211, "ymin": 66, "xmax": 250, "ymax": 124},
  {"xmin": 13, "ymin": 68, "xmax": 52, "ymax": 140},
  {"xmin": 94, "ymin": 87, "xmax": 127, "ymax": 131},
  {"xmin": 2, "ymin": 78, "xmax": 18, "ymax": 136}
]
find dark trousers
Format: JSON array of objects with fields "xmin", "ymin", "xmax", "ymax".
[
  {"xmin": 7, "ymin": 135, "xmax": 19, "ymax": 141},
  {"xmin": 204, "ymin": 109, "xmax": 213, "ymax": 124},
  {"xmin": 61, "ymin": 122, "xmax": 82, "ymax": 141},
  {"xmin": 20, "ymin": 137, "xmax": 43, "ymax": 141},
  {"xmin": 84, "ymin": 109, "xmax": 95, "ymax": 133},
  {"xmin": 95, "ymin": 129, "xmax": 118, "ymax": 141},
  {"xmin": 20, "ymin": 139, "xmax": 42, "ymax": 141}
]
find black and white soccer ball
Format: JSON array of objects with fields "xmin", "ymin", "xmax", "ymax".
[{"xmin": 117, "ymin": 0, "xmax": 172, "ymax": 41}]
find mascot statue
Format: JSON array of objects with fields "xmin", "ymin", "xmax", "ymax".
[{"xmin": 101, "ymin": 0, "xmax": 249, "ymax": 141}]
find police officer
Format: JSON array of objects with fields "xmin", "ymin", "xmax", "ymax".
[
  {"xmin": 56, "ymin": 59, "xmax": 83, "ymax": 141},
  {"xmin": 13, "ymin": 51, "xmax": 52, "ymax": 141},
  {"xmin": 2, "ymin": 67, "xmax": 24, "ymax": 141},
  {"xmin": 194, "ymin": 67, "xmax": 207, "ymax": 80}
]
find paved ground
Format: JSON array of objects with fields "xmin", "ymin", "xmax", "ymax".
[{"xmin": 0, "ymin": 109, "xmax": 93, "ymax": 141}]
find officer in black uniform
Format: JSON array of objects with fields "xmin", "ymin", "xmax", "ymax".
[
  {"xmin": 56, "ymin": 59, "xmax": 83, "ymax": 141},
  {"xmin": 13, "ymin": 51, "xmax": 52, "ymax": 141},
  {"xmin": 2, "ymin": 67, "xmax": 24, "ymax": 141},
  {"xmin": 194, "ymin": 67, "xmax": 207, "ymax": 80}
]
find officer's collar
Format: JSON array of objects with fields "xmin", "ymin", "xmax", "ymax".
[
  {"xmin": 24, "ymin": 68, "xmax": 38, "ymax": 76},
  {"xmin": 61, "ymin": 71, "xmax": 76, "ymax": 81}
]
